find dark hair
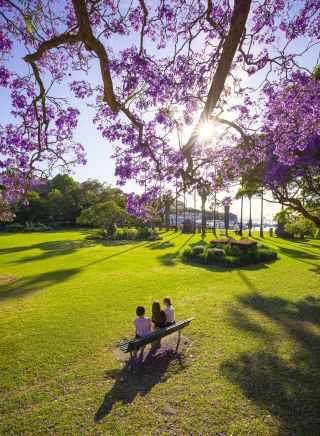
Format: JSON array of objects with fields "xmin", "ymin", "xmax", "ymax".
[
  {"xmin": 136, "ymin": 306, "xmax": 145, "ymax": 316},
  {"xmin": 152, "ymin": 301, "xmax": 166, "ymax": 324},
  {"xmin": 163, "ymin": 297, "xmax": 172, "ymax": 306}
]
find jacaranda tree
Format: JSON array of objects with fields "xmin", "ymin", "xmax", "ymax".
[{"xmin": 1, "ymin": 0, "xmax": 319, "ymax": 220}]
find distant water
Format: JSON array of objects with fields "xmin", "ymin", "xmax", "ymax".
[{"xmin": 252, "ymin": 225, "xmax": 275, "ymax": 232}]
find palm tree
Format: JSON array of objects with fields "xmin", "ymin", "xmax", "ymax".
[
  {"xmin": 235, "ymin": 187, "xmax": 245, "ymax": 236},
  {"xmin": 198, "ymin": 185, "xmax": 211, "ymax": 238},
  {"xmin": 260, "ymin": 189, "xmax": 264, "ymax": 238},
  {"xmin": 248, "ymin": 194, "xmax": 253, "ymax": 237},
  {"xmin": 213, "ymin": 191, "xmax": 217, "ymax": 236}
]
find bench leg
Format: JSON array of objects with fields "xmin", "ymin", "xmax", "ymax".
[{"xmin": 175, "ymin": 330, "xmax": 181, "ymax": 354}]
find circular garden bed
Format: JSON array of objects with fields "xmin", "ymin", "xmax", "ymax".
[{"xmin": 183, "ymin": 238, "xmax": 277, "ymax": 268}]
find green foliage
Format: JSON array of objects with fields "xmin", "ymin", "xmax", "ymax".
[
  {"xmin": 6, "ymin": 174, "xmax": 130, "ymax": 228},
  {"xmin": 14, "ymin": 191, "xmax": 49, "ymax": 225},
  {"xmin": 77, "ymin": 201, "xmax": 127, "ymax": 236},
  {"xmin": 256, "ymin": 247, "xmax": 278, "ymax": 262},
  {"xmin": 183, "ymin": 242, "xmax": 277, "ymax": 268},
  {"xmin": 145, "ymin": 228, "xmax": 161, "ymax": 241},
  {"xmin": 4, "ymin": 223, "xmax": 25, "ymax": 231},
  {"xmin": 222, "ymin": 255, "xmax": 241, "ymax": 267},
  {"xmin": 114, "ymin": 228, "xmax": 138, "ymax": 240},
  {"xmin": 182, "ymin": 246, "xmax": 193, "ymax": 260},
  {"xmin": 274, "ymin": 208, "xmax": 318, "ymax": 238},
  {"xmin": 192, "ymin": 245, "xmax": 205, "ymax": 254},
  {"xmin": 50, "ymin": 174, "xmax": 77, "ymax": 193},
  {"xmin": 224, "ymin": 244, "xmax": 242, "ymax": 257},
  {"xmin": 205, "ymin": 248, "xmax": 225, "ymax": 263},
  {"xmin": 285, "ymin": 216, "xmax": 317, "ymax": 238},
  {"xmin": 4, "ymin": 222, "xmax": 53, "ymax": 232},
  {"xmin": 88, "ymin": 226, "xmax": 161, "ymax": 241},
  {"xmin": 313, "ymin": 64, "xmax": 320, "ymax": 81}
]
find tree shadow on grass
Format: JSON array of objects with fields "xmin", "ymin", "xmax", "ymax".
[
  {"xmin": 94, "ymin": 349, "xmax": 187, "ymax": 422},
  {"xmin": 148, "ymin": 241, "xmax": 175, "ymax": 250},
  {"xmin": 5, "ymin": 239, "xmax": 96, "ymax": 263},
  {"xmin": 179, "ymin": 260, "xmax": 271, "ymax": 273},
  {"xmin": 5, "ymin": 239, "xmax": 147, "ymax": 264},
  {"xmin": 252, "ymin": 237, "xmax": 320, "ymax": 271},
  {"xmin": 255, "ymin": 236, "xmax": 320, "ymax": 257},
  {"xmin": 310, "ymin": 265, "xmax": 320, "ymax": 274},
  {"xmin": 269, "ymin": 243, "xmax": 319, "ymax": 261},
  {"xmin": 220, "ymin": 292, "xmax": 320, "ymax": 434},
  {"xmin": 0, "ymin": 267, "xmax": 81, "ymax": 300},
  {"xmin": 156, "ymin": 234, "xmax": 195, "ymax": 266}
]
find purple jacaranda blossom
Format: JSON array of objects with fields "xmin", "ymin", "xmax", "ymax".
[{"xmin": 1, "ymin": 0, "xmax": 320, "ymax": 205}]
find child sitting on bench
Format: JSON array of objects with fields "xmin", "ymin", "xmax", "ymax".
[
  {"xmin": 134, "ymin": 306, "xmax": 151, "ymax": 338},
  {"xmin": 163, "ymin": 297, "xmax": 175, "ymax": 326}
]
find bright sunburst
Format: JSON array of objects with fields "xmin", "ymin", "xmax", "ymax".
[{"xmin": 198, "ymin": 121, "xmax": 214, "ymax": 141}]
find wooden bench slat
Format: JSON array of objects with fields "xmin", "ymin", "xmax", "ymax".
[{"xmin": 118, "ymin": 317, "xmax": 194, "ymax": 353}]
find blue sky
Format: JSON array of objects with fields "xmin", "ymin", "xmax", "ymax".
[{"xmin": 1, "ymin": 5, "xmax": 319, "ymax": 221}]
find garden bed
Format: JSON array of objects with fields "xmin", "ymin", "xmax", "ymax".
[{"xmin": 183, "ymin": 239, "xmax": 277, "ymax": 268}]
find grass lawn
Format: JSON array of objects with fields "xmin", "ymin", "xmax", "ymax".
[{"xmin": 0, "ymin": 229, "xmax": 319, "ymax": 435}]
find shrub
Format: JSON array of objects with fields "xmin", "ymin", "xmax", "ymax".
[
  {"xmin": 224, "ymin": 244, "xmax": 242, "ymax": 257},
  {"xmin": 206, "ymin": 248, "xmax": 221, "ymax": 263},
  {"xmin": 222, "ymin": 255, "xmax": 241, "ymax": 268},
  {"xmin": 126, "ymin": 228, "xmax": 138, "ymax": 240},
  {"xmin": 148, "ymin": 229, "xmax": 161, "ymax": 241},
  {"xmin": 206, "ymin": 248, "xmax": 225, "ymax": 263},
  {"xmin": 136, "ymin": 227, "xmax": 161, "ymax": 240},
  {"xmin": 192, "ymin": 245, "xmax": 205, "ymax": 254},
  {"xmin": 88, "ymin": 227, "xmax": 157, "ymax": 241},
  {"xmin": 183, "ymin": 242, "xmax": 277, "ymax": 268},
  {"xmin": 182, "ymin": 247, "xmax": 193, "ymax": 260},
  {"xmin": 31, "ymin": 223, "xmax": 52, "ymax": 231},
  {"xmin": 256, "ymin": 248, "xmax": 278, "ymax": 262},
  {"xmin": 88, "ymin": 229, "xmax": 106, "ymax": 239},
  {"xmin": 137, "ymin": 227, "xmax": 151, "ymax": 238},
  {"xmin": 4, "ymin": 223, "xmax": 25, "ymax": 231}
]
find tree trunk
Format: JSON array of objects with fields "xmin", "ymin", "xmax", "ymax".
[
  {"xmin": 283, "ymin": 198, "xmax": 320, "ymax": 229},
  {"xmin": 175, "ymin": 182, "xmax": 178, "ymax": 232},
  {"xmin": 181, "ymin": 0, "xmax": 252, "ymax": 176},
  {"xmin": 200, "ymin": 191, "xmax": 207, "ymax": 238},
  {"xmin": 164, "ymin": 202, "xmax": 171, "ymax": 231},
  {"xmin": 239, "ymin": 195, "xmax": 243, "ymax": 236},
  {"xmin": 213, "ymin": 192, "xmax": 217, "ymax": 236},
  {"xmin": 260, "ymin": 190, "xmax": 264, "ymax": 238},
  {"xmin": 248, "ymin": 197, "xmax": 252, "ymax": 237},
  {"xmin": 224, "ymin": 205, "xmax": 230, "ymax": 237}
]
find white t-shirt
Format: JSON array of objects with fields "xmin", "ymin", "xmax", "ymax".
[
  {"xmin": 164, "ymin": 305, "xmax": 175, "ymax": 323},
  {"xmin": 134, "ymin": 317, "xmax": 151, "ymax": 337}
]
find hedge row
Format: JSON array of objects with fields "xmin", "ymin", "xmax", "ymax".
[{"xmin": 89, "ymin": 227, "xmax": 161, "ymax": 241}]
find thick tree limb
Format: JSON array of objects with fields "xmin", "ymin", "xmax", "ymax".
[
  {"xmin": 273, "ymin": 189, "xmax": 320, "ymax": 228},
  {"xmin": 23, "ymin": 32, "xmax": 81, "ymax": 63},
  {"xmin": 72, "ymin": 0, "xmax": 118, "ymax": 111},
  {"xmin": 182, "ymin": 0, "xmax": 252, "ymax": 178},
  {"xmin": 215, "ymin": 117, "xmax": 250, "ymax": 141}
]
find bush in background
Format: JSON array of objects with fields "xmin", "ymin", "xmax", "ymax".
[
  {"xmin": 88, "ymin": 227, "xmax": 161, "ymax": 241},
  {"xmin": 183, "ymin": 242, "xmax": 277, "ymax": 268}
]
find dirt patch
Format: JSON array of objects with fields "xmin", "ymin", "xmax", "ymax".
[
  {"xmin": 0, "ymin": 274, "xmax": 18, "ymax": 284},
  {"xmin": 113, "ymin": 333, "xmax": 194, "ymax": 364}
]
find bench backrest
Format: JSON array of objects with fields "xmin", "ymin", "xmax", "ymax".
[{"xmin": 119, "ymin": 317, "xmax": 194, "ymax": 353}]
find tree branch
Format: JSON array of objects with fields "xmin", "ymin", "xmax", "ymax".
[{"xmin": 181, "ymin": 0, "xmax": 252, "ymax": 179}]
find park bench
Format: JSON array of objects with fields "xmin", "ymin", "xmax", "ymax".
[{"xmin": 119, "ymin": 317, "xmax": 194, "ymax": 359}]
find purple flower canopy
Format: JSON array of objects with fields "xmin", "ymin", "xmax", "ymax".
[{"xmin": 0, "ymin": 0, "xmax": 320, "ymax": 219}]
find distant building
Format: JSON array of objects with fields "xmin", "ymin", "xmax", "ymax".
[{"xmin": 169, "ymin": 212, "xmax": 238, "ymax": 228}]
